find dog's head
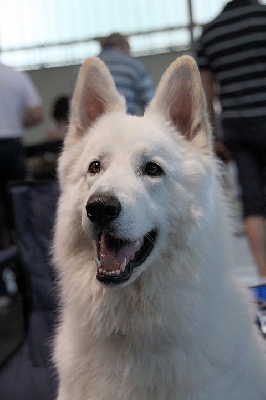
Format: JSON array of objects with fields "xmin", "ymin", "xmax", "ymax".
[{"xmin": 58, "ymin": 56, "xmax": 213, "ymax": 287}]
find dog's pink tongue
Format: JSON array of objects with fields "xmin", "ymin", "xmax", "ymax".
[{"xmin": 100, "ymin": 236, "xmax": 139, "ymax": 271}]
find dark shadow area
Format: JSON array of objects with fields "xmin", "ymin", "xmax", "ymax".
[{"xmin": 0, "ymin": 295, "xmax": 24, "ymax": 365}]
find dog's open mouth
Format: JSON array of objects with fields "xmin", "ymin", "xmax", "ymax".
[{"xmin": 94, "ymin": 230, "xmax": 157, "ymax": 285}]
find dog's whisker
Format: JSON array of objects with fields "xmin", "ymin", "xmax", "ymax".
[{"xmin": 146, "ymin": 233, "xmax": 155, "ymax": 245}]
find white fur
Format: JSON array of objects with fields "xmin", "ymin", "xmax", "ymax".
[{"xmin": 53, "ymin": 56, "xmax": 266, "ymax": 400}]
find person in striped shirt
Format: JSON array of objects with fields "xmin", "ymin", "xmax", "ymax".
[
  {"xmin": 196, "ymin": 0, "xmax": 266, "ymax": 279},
  {"xmin": 98, "ymin": 33, "xmax": 154, "ymax": 115}
]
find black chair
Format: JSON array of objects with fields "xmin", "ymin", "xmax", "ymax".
[
  {"xmin": 0, "ymin": 247, "xmax": 17, "ymax": 267},
  {"xmin": 0, "ymin": 246, "xmax": 23, "ymax": 364},
  {"xmin": 0, "ymin": 181, "xmax": 59, "ymax": 400},
  {"xmin": 25, "ymin": 140, "xmax": 63, "ymax": 180}
]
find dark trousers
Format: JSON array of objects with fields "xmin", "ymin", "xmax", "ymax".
[
  {"xmin": 0, "ymin": 138, "xmax": 26, "ymax": 248},
  {"xmin": 223, "ymin": 118, "xmax": 266, "ymax": 218}
]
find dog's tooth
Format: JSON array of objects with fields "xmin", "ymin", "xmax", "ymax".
[
  {"xmin": 120, "ymin": 258, "xmax": 127, "ymax": 272},
  {"xmin": 115, "ymin": 270, "xmax": 120, "ymax": 276},
  {"xmin": 111, "ymin": 271, "xmax": 116, "ymax": 276},
  {"xmin": 136, "ymin": 238, "xmax": 144, "ymax": 248},
  {"xmin": 98, "ymin": 267, "xmax": 103, "ymax": 274},
  {"xmin": 102, "ymin": 270, "xmax": 106, "ymax": 275},
  {"xmin": 94, "ymin": 256, "xmax": 101, "ymax": 268}
]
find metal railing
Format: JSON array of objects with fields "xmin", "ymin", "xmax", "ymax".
[
  {"xmin": 2, "ymin": 25, "xmax": 204, "ymax": 70},
  {"xmin": 0, "ymin": 0, "xmax": 206, "ymax": 70}
]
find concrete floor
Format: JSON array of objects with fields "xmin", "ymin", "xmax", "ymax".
[{"xmin": 231, "ymin": 233, "xmax": 259, "ymax": 286}]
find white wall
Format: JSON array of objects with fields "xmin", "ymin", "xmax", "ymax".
[{"xmin": 25, "ymin": 50, "xmax": 189, "ymax": 144}]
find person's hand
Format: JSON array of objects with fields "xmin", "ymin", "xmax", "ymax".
[{"xmin": 214, "ymin": 139, "xmax": 231, "ymax": 163}]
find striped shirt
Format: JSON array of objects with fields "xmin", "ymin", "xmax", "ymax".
[
  {"xmin": 99, "ymin": 48, "xmax": 154, "ymax": 115},
  {"xmin": 196, "ymin": 0, "xmax": 266, "ymax": 122}
]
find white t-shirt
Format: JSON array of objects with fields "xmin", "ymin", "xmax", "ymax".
[{"xmin": 0, "ymin": 62, "xmax": 42, "ymax": 138}]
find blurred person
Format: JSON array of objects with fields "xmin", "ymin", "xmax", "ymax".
[
  {"xmin": 72, "ymin": 33, "xmax": 154, "ymax": 115},
  {"xmin": 46, "ymin": 95, "xmax": 69, "ymax": 141},
  {"xmin": 26, "ymin": 95, "xmax": 70, "ymax": 180},
  {"xmin": 0, "ymin": 58, "xmax": 43, "ymax": 249},
  {"xmin": 196, "ymin": 0, "xmax": 266, "ymax": 279},
  {"xmin": 98, "ymin": 33, "xmax": 154, "ymax": 115}
]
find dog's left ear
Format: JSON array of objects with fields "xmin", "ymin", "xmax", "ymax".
[
  {"xmin": 145, "ymin": 56, "xmax": 211, "ymax": 148},
  {"xmin": 66, "ymin": 58, "xmax": 126, "ymax": 144}
]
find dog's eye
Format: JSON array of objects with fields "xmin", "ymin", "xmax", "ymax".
[
  {"xmin": 88, "ymin": 161, "xmax": 101, "ymax": 174},
  {"xmin": 144, "ymin": 162, "xmax": 163, "ymax": 177}
]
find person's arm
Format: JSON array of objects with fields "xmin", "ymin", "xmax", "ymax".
[
  {"xmin": 195, "ymin": 34, "xmax": 230, "ymax": 162},
  {"xmin": 20, "ymin": 72, "xmax": 44, "ymax": 127},
  {"xmin": 200, "ymin": 69, "xmax": 230, "ymax": 162},
  {"xmin": 199, "ymin": 70, "xmax": 216, "ymax": 137},
  {"xmin": 135, "ymin": 64, "xmax": 155, "ymax": 109},
  {"xmin": 23, "ymin": 105, "xmax": 43, "ymax": 127}
]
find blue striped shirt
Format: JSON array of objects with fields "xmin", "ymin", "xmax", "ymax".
[{"xmin": 99, "ymin": 49, "xmax": 154, "ymax": 115}]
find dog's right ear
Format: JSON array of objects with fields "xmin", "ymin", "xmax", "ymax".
[{"xmin": 66, "ymin": 58, "xmax": 126, "ymax": 144}]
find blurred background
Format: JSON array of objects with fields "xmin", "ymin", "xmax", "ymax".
[
  {"xmin": 1, "ymin": 1, "xmax": 266, "ymax": 398},
  {"xmin": 2, "ymin": 0, "xmax": 264, "ymax": 144}
]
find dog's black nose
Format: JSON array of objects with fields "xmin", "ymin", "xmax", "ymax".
[{"xmin": 86, "ymin": 195, "xmax": 121, "ymax": 224}]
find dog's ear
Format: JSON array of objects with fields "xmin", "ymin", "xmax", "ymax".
[
  {"xmin": 66, "ymin": 58, "xmax": 126, "ymax": 143},
  {"xmin": 145, "ymin": 56, "xmax": 211, "ymax": 148}
]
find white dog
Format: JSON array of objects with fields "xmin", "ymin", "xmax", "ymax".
[{"xmin": 53, "ymin": 55, "xmax": 266, "ymax": 400}]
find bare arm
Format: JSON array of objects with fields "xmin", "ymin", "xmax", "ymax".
[
  {"xmin": 200, "ymin": 69, "xmax": 230, "ymax": 162},
  {"xmin": 200, "ymin": 70, "xmax": 217, "ymax": 137},
  {"xmin": 23, "ymin": 106, "xmax": 44, "ymax": 127}
]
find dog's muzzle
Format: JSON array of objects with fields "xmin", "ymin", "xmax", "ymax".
[{"xmin": 86, "ymin": 194, "xmax": 157, "ymax": 285}]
